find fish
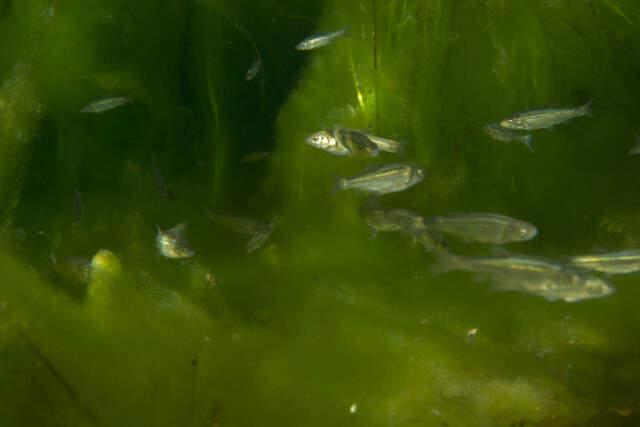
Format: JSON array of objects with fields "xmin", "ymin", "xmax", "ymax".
[
  {"xmin": 305, "ymin": 129, "xmax": 350, "ymax": 156},
  {"xmin": 337, "ymin": 163, "xmax": 425, "ymax": 195},
  {"xmin": 336, "ymin": 128, "xmax": 379, "ymax": 158},
  {"xmin": 499, "ymin": 99, "xmax": 593, "ymax": 131},
  {"xmin": 360, "ymin": 205, "xmax": 427, "ymax": 235},
  {"xmin": 207, "ymin": 212, "xmax": 274, "ymax": 253},
  {"xmin": 156, "ymin": 222, "xmax": 195, "ymax": 259},
  {"xmin": 360, "ymin": 132, "xmax": 405, "ymax": 154},
  {"xmin": 483, "ymin": 123, "xmax": 533, "ymax": 152},
  {"xmin": 295, "ymin": 28, "xmax": 349, "ymax": 51},
  {"xmin": 424, "ymin": 213, "xmax": 538, "ymax": 244},
  {"xmin": 628, "ymin": 134, "xmax": 640, "ymax": 156},
  {"xmin": 245, "ymin": 58, "xmax": 262, "ymax": 81},
  {"xmin": 434, "ymin": 252, "xmax": 614, "ymax": 302},
  {"xmin": 51, "ymin": 254, "xmax": 92, "ymax": 284},
  {"xmin": 81, "ymin": 96, "xmax": 132, "ymax": 113},
  {"xmin": 241, "ymin": 151, "xmax": 270, "ymax": 163},
  {"xmin": 567, "ymin": 250, "xmax": 640, "ymax": 274}
]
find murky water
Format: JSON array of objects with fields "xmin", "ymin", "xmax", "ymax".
[{"xmin": 1, "ymin": 0, "xmax": 640, "ymax": 426}]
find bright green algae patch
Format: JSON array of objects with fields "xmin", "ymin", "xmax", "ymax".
[{"xmin": 1, "ymin": 0, "xmax": 640, "ymax": 426}]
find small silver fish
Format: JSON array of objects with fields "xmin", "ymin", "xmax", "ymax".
[
  {"xmin": 483, "ymin": 123, "xmax": 533, "ymax": 152},
  {"xmin": 207, "ymin": 212, "xmax": 273, "ymax": 253},
  {"xmin": 337, "ymin": 163, "xmax": 425, "ymax": 195},
  {"xmin": 628, "ymin": 134, "xmax": 640, "ymax": 156},
  {"xmin": 81, "ymin": 96, "xmax": 132, "ymax": 113},
  {"xmin": 425, "ymin": 213, "xmax": 538, "ymax": 245},
  {"xmin": 241, "ymin": 151, "xmax": 270, "ymax": 163},
  {"xmin": 435, "ymin": 252, "xmax": 614, "ymax": 302},
  {"xmin": 336, "ymin": 128, "xmax": 379, "ymax": 158},
  {"xmin": 245, "ymin": 58, "xmax": 262, "ymax": 81},
  {"xmin": 360, "ymin": 205, "xmax": 426, "ymax": 235},
  {"xmin": 500, "ymin": 99, "xmax": 593, "ymax": 131},
  {"xmin": 51, "ymin": 254, "xmax": 92, "ymax": 284},
  {"xmin": 295, "ymin": 28, "xmax": 348, "ymax": 51},
  {"xmin": 305, "ymin": 130, "xmax": 350, "ymax": 156},
  {"xmin": 360, "ymin": 132, "xmax": 405, "ymax": 154},
  {"xmin": 156, "ymin": 222, "xmax": 195, "ymax": 259},
  {"xmin": 567, "ymin": 250, "xmax": 640, "ymax": 274}
]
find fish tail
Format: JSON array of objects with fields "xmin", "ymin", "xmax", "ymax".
[
  {"xmin": 332, "ymin": 176, "xmax": 348, "ymax": 194},
  {"xmin": 579, "ymin": 98, "xmax": 594, "ymax": 117},
  {"xmin": 394, "ymin": 139, "xmax": 409, "ymax": 157},
  {"xmin": 628, "ymin": 134, "xmax": 640, "ymax": 156},
  {"xmin": 430, "ymin": 248, "xmax": 465, "ymax": 275},
  {"xmin": 522, "ymin": 135, "xmax": 534, "ymax": 153}
]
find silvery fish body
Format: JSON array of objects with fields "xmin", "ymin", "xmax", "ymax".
[
  {"xmin": 483, "ymin": 123, "xmax": 533, "ymax": 152},
  {"xmin": 567, "ymin": 250, "xmax": 640, "ymax": 274},
  {"xmin": 361, "ymin": 133, "xmax": 404, "ymax": 154},
  {"xmin": 156, "ymin": 222, "xmax": 195, "ymax": 259},
  {"xmin": 338, "ymin": 163, "xmax": 425, "ymax": 195},
  {"xmin": 305, "ymin": 130, "xmax": 350, "ymax": 156},
  {"xmin": 500, "ymin": 99, "xmax": 593, "ymax": 130},
  {"xmin": 360, "ymin": 206, "xmax": 427, "ymax": 233},
  {"xmin": 81, "ymin": 96, "xmax": 132, "ymax": 113},
  {"xmin": 436, "ymin": 253, "xmax": 614, "ymax": 302},
  {"xmin": 51, "ymin": 254, "xmax": 92, "ymax": 284},
  {"xmin": 336, "ymin": 129, "xmax": 379, "ymax": 158},
  {"xmin": 207, "ymin": 212, "xmax": 273, "ymax": 253},
  {"xmin": 245, "ymin": 59, "xmax": 262, "ymax": 81},
  {"xmin": 425, "ymin": 213, "xmax": 538, "ymax": 244},
  {"xmin": 295, "ymin": 28, "xmax": 348, "ymax": 51}
]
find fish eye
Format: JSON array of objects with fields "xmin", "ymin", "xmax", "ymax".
[{"xmin": 311, "ymin": 135, "xmax": 320, "ymax": 142}]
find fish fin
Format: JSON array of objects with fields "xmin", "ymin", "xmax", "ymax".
[
  {"xmin": 246, "ymin": 231, "xmax": 271, "ymax": 254},
  {"xmin": 331, "ymin": 176, "xmax": 347, "ymax": 194},
  {"xmin": 628, "ymin": 134, "xmax": 640, "ymax": 156},
  {"xmin": 173, "ymin": 222, "xmax": 189, "ymax": 232},
  {"xmin": 579, "ymin": 98, "xmax": 594, "ymax": 117},
  {"xmin": 417, "ymin": 230, "xmax": 448, "ymax": 252},
  {"xmin": 397, "ymin": 139, "xmax": 409, "ymax": 157},
  {"xmin": 522, "ymin": 135, "xmax": 534, "ymax": 153},
  {"xmin": 156, "ymin": 225, "xmax": 163, "ymax": 235},
  {"xmin": 369, "ymin": 228, "xmax": 378, "ymax": 240},
  {"xmin": 430, "ymin": 249, "xmax": 464, "ymax": 275}
]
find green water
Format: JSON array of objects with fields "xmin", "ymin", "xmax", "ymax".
[{"xmin": 1, "ymin": 0, "xmax": 640, "ymax": 425}]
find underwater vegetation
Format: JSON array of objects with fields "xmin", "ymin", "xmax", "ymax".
[{"xmin": 1, "ymin": 0, "xmax": 640, "ymax": 426}]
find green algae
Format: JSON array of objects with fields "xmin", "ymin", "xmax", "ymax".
[{"xmin": 0, "ymin": 0, "xmax": 640, "ymax": 426}]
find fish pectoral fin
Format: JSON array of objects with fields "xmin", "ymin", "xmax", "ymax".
[
  {"xmin": 369, "ymin": 228, "xmax": 378, "ymax": 240},
  {"xmin": 246, "ymin": 231, "xmax": 272, "ymax": 254},
  {"xmin": 522, "ymin": 136, "xmax": 534, "ymax": 153}
]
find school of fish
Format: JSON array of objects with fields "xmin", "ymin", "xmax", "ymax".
[{"xmin": 51, "ymin": 25, "xmax": 636, "ymax": 306}]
